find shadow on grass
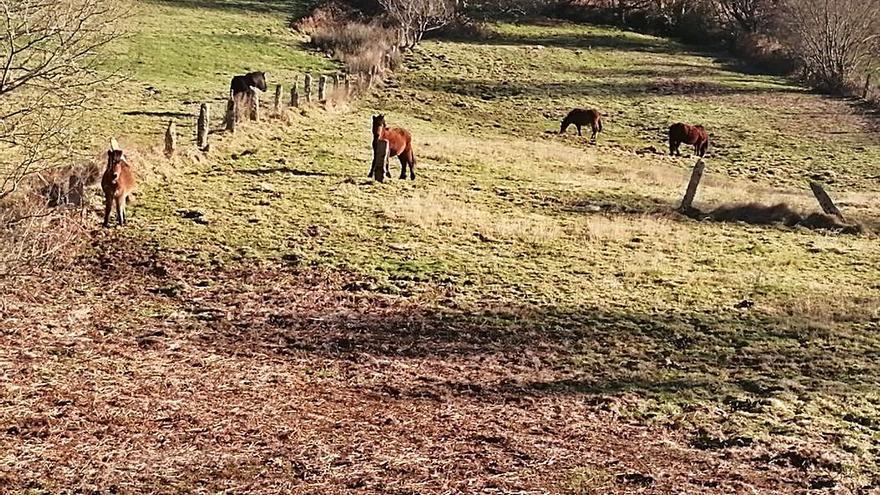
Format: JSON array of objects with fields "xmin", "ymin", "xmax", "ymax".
[
  {"xmin": 184, "ymin": 273, "xmax": 880, "ymax": 404},
  {"xmin": 410, "ymin": 76, "xmax": 802, "ymax": 100},
  {"xmin": 122, "ymin": 110, "xmax": 194, "ymax": 118},
  {"xmin": 237, "ymin": 166, "xmax": 330, "ymax": 177}
]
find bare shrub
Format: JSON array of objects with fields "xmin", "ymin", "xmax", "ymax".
[
  {"xmin": 0, "ymin": 0, "xmax": 121, "ymax": 275},
  {"xmin": 310, "ymin": 20, "xmax": 399, "ymax": 73},
  {"xmin": 780, "ymin": 0, "xmax": 880, "ymax": 93},
  {"xmin": 379, "ymin": 0, "xmax": 456, "ymax": 48}
]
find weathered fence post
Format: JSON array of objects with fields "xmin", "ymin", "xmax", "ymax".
[
  {"xmin": 678, "ymin": 159, "xmax": 705, "ymax": 213},
  {"xmin": 318, "ymin": 75, "xmax": 327, "ymax": 102},
  {"xmin": 809, "ymin": 181, "xmax": 846, "ymax": 222},
  {"xmin": 251, "ymin": 91, "xmax": 260, "ymax": 121},
  {"xmin": 333, "ymin": 74, "xmax": 340, "ymax": 92},
  {"xmin": 164, "ymin": 120, "xmax": 176, "ymax": 157},
  {"xmin": 864, "ymin": 73, "xmax": 872, "ymax": 100},
  {"xmin": 197, "ymin": 103, "xmax": 209, "ymax": 151},
  {"xmin": 225, "ymin": 97, "xmax": 236, "ymax": 133},
  {"xmin": 344, "ymin": 74, "xmax": 351, "ymax": 96},
  {"xmin": 371, "ymin": 139, "xmax": 389, "ymax": 182},
  {"xmin": 304, "ymin": 73, "xmax": 312, "ymax": 103},
  {"xmin": 290, "ymin": 76, "xmax": 299, "ymax": 107},
  {"xmin": 273, "ymin": 84, "xmax": 282, "ymax": 114}
]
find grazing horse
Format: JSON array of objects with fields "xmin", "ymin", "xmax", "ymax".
[
  {"xmin": 230, "ymin": 71, "xmax": 267, "ymax": 99},
  {"xmin": 669, "ymin": 123, "xmax": 709, "ymax": 157},
  {"xmin": 560, "ymin": 108, "xmax": 603, "ymax": 143},
  {"xmin": 371, "ymin": 114, "xmax": 416, "ymax": 180},
  {"xmin": 101, "ymin": 138, "xmax": 135, "ymax": 227}
]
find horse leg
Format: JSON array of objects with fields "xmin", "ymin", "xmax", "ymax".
[
  {"xmin": 576, "ymin": 124, "xmax": 582, "ymax": 137},
  {"xmin": 397, "ymin": 154, "xmax": 408, "ymax": 180},
  {"xmin": 103, "ymin": 195, "xmax": 112, "ymax": 228},
  {"xmin": 119, "ymin": 196, "xmax": 127, "ymax": 226},
  {"xmin": 406, "ymin": 149, "xmax": 416, "ymax": 180},
  {"xmin": 590, "ymin": 126, "xmax": 598, "ymax": 143},
  {"xmin": 115, "ymin": 197, "xmax": 123, "ymax": 226}
]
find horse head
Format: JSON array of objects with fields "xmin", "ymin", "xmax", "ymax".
[
  {"xmin": 372, "ymin": 114, "xmax": 386, "ymax": 135},
  {"xmin": 106, "ymin": 139, "xmax": 127, "ymax": 181},
  {"xmin": 250, "ymin": 71, "xmax": 268, "ymax": 92}
]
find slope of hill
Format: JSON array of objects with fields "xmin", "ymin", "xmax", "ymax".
[{"xmin": 3, "ymin": 0, "xmax": 880, "ymax": 492}]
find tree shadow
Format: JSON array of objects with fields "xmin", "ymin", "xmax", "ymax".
[
  {"xmin": 122, "ymin": 110, "xmax": 194, "ymax": 118},
  {"xmin": 410, "ymin": 76, "xmax": 801, "ymax": 101},
  {"xmin": 480, "ymin": 29, "xmax": 691, "ymax": 56},
  {"xmin": 236, "ymin": 166, "xmax": 330, "ymax": 177},
  {"xmin": 166, "ymin": 263, "xmax": 880, "ymax": 407}
]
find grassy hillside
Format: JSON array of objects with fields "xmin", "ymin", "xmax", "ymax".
[{"xmin": 3, "ymin": 0, "xmax": 880, "ymax": 492}]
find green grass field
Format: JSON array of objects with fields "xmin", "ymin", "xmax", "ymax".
[{"xmin": 4, "ymin": 0, "xmax": 880, "ymax": 492}]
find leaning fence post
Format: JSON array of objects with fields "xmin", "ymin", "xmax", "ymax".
[
  {"xmin": 197, "ymin": 103, "xmax": 209, "ymax": 151},
  {"xmin": 273, "ymin": 84, "xmax": 282, "ymax": 114},
  {"xmin": 225, "ymin": 97, "xmax": 236, "ymax": 133},
  {"xmin": 809, "ymin": 181, "xmax": 846, "ymax": 222},
  {"xmin": 679, "ymin": 159, "xmax": 705, "ymax": 213},
  {"xmin": 290, "ymin": 76, "xmax": 299, "ymax": 107},
  {"xmin": 304, "ymin": 73, "xmax": 312, "ymax": 103},
  {"xmin": 372, "ymin": 139, "xmax": 389, "ymax": 182},
  {"xmin": 164, "ymin": 120, "xmax": 176, "ymax": 157},
  {"xmin": 318, "ymin": 75, "xmax": 327, "ymax": 102}
]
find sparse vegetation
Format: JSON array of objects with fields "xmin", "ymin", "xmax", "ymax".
[{"xmin": 3, "ymin": 0, "xmax": 880, "ymax": 493}]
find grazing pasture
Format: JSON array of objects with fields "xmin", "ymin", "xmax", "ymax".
[{"xmin": 2, "ymin": 0, "xmax": 880, "ymax": 492}]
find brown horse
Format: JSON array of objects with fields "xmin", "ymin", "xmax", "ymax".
[
  {"xmin": 101, "ymin": 138, "xmax": 135, "ymax": 227},
  {"xmin": 669, "ymin": 123, "xmax": 709, "ymax": 157},
  {"xmin": 371, "ymin": 114, "xmax": 416, "ymax": 180},
  {"xmin": 560, "ymin": 108, "xmax": 603, "ymax": 143}
]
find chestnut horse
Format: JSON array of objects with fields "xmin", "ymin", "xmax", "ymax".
[
  {"xmin": 101, "ymin": 138, "xmax": 135, "ymax": 227},
  {"xmin": 669, "ymin": 123, "xmax": 709, "ymax": 157},
  {"xmin": 560, "ymin": 108, "xmax": 603, "ymax": 143},
  {"xmin": 371, "ymin": 114, "xmax": 416, "ymax": 180}
]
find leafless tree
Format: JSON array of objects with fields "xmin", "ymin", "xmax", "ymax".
[
  {"xmin": 379, "ymin": 0, "xmax": 456, "ymax": 48},
  {"xmin": 715, "ymin": 0, "xmax": 778, "ymax": 33},
  {"xmin": 782, "ymin": 0, "xmax": 880, "ymax": 92},
  {"xmin": 0, "ymin": 0, "xmax": 122, "ymax": 201}
]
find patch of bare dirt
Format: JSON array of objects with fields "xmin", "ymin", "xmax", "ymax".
[{"xmin": 0, "ymin": 236, "xmax": 848, "ymax": 493}]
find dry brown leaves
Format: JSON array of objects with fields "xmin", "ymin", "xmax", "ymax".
[{"xmin": 0, "ymin": 236, "xmax": 827, "ymax": 494}]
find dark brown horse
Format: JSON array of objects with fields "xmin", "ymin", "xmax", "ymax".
[
  {"xmin": 669, "ymin": 123, "xmax": 709, "ymax": 157},
  {"xmin": 230, "ymin": 71, "xmax": 267, "ymax": 99},
  {"xmin": 560, "ymin": 108, "xmax": 603, "ymax": 143},
  {"xmin": 101, "ymin": 138, "xmax": 135, "ymax": 227},
  {"xmin": 371, "ymin": 114, "xmax": 416, "ymax": 180}
]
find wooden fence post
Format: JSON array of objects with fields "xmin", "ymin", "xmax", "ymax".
[
  {"xmin": 273, "ymin": 84, "xmax": 282, "ymax": 114},
  {"xmin": 678, "ymin": 159, "xmax": 705, "ymax": 212},
  {"xmin": 304, "ymin": 73, "xmax": 312, "ymax": 103},
  {"xmin": 809, "ymin": 181, "xmax": 846, "ymax": 222},
  {"xmin": 251, "ymin": 91, "xmax": 260, "ymax": 121},
  {"xmin": 864, "ymin": 73, "xmax": 872, "ymax": 100},
  {"xmin": 372, "ymin": 139, "xmax": 389, "ymax": 182},
  {"xmin": 164, "ymin": 120, "xmax": 176, "ymax": 157},
  {"xmin": 344, "ymin": 75, "xmax": 351, "ymax": 96},
  {"xmin": 333, "ymin": 74, "xmax": 340, "ymax": 92},
  {"xmin": 197, "ymin": 103, "xmax": 209, "ymax": 151},
  {"xmin": 318, "ymin": 75, "xmax": 327, "ymax": 102},
  {"xmin": 225, "ymin": 97, "xmax": 236, "ymax": 133},
  {"xmin": 290, "ymin": 76, "xmax": 299, "ymax": 107}
]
